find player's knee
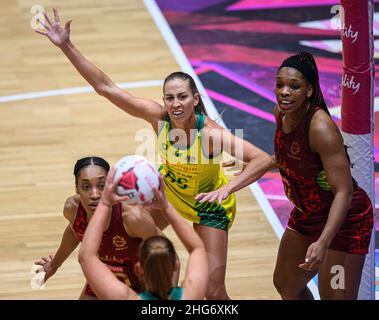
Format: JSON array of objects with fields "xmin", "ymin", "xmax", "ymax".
[
  {"xmin": 273, "ymin": 273, "xmax": 284, "ymax": 294},
  {"xmin": 273, "ymin": 269, "xmax": 286, "ymax": 293},
  {"xmin": 273, "ymin": 273, "xmax": 304, "ymax": 299}
]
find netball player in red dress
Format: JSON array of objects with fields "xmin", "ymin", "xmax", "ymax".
[
  {"xmin": 78, "ymin": 170, "xmax": 208, "ymax": 300},
  {"xmin": 271, "ymin": 52, "xmax": 373, "ymax": 300},
  {"xmin": 201, "ymin": 52, "xmax": 373, "ymax": 300},
  {"xmin": 34, "ymin": 157, "xmax": 164, "ymax": 299}
]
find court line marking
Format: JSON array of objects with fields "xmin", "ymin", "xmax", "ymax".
[
  {"xmin": 0, "ymin": 80, "xmax": 163, "ymax": 104},
  {"xmin": 144, "ymin": 0, "xmax": 320, "ymax": 299},
  {"xmin": 0, "ymin": 212, "xmax": 61, "ymax": 221}
]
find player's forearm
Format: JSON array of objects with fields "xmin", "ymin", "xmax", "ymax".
[
  {"xmin": 228, "ymin": 152, "xmax": 274, "ymax": 193},
  {"xmin": 162, "ymin": 204, "xmax": 204, "ymax": 253},
  {"xmin": 317, "ymin": 191, "xmax": 352, "ymax": 247},
  {"xmin": 51, "ymin": 225, "xmax": 80, "ymax": 269},
  {"xmin": 79, "ymin": 201, "xmax": 109, "ymax": 261},
  {"xmin": 60, "ymin": 41, "xmax": 114, "ymax": 94}
]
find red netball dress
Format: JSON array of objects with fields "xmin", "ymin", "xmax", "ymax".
[
  {"xmin": 274, "ymin": 106, "xmax": 373, "ymax": 254},
  {"xmin": 73, "ymin": 202, "xmax": 142, "ymax": 296}
]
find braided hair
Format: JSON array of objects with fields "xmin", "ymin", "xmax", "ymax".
[{"xmin": 73, "ymin": 156, "xmax": 110, "ymax": 184}]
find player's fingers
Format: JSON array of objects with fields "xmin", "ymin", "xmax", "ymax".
[
  {"xmin": 298, "ymin": 260, "xmax": 311, "ymax": 270},
  {"xmin": 304, "ymin": 248, "xmax": 312, "ymax": 262},
  {"xmin": 307, "ymin": 260, "xmax": 319, "ymax": 271},
  {"xmin": 198, "ymin": 197, "xmax": 210, "ymax": 203},
  {"xmin": 117, "ymin": 195, "xmax": 130, "ymax": 202},
  {"xmin": 307, "ymin": 253, "xmax": 321, "ymax": 269},
  {"xmin": 195, "ymin": 193, "xmax": 205, "ymax": 200},
  {"xmin": 298, "ymin": 263, "xmax": 309, "ymax": 270},
  {"xmin": 210, "ymin": 192, "xmax": 220, "ymax": 202},
  {"xmin": 37, "ymin": 18, "xmax": 50, "ymax": 30},
  {"xmin": 53, "ymin": 8, "xmax": 60, "ymax": 24},
  {"xmin": 107, "ymin": 167, "xmax": 120, "ymax": 189},
  {"xmin": 64, "ymin": 19, "xmax": 73, "ymax": 30},
  {"xmin": 198, "ymin": 191, "xmax": 220, "ymax": 202},
  {"xmin": 34, "ymin": 29, "xmax": 48, "ymax": 36},
  {"xmin": 158, "ymin": 175, "xmax": 165, "ymax": 192},
  {"xmin": 43, "ymin": 11, "xmax": 53, "ymax": 26},
  {"xmin": 219, "ymin": 191, "xmax": 228, "ymax": 203},
  {"xmin": 298, "ymin": 257, "xmax": 314, "ymax": 271},
  {"xmin": 198, "ymin": 194, "xmax": 212, "ymax": 203},
  {"xmin": 109, "ymin": 167, "xmax": 117, "ymax": 181},
  {"xmin": 143, "ymin": 204, "xmax": 156, "ymax": 211},
  {"xmin": 147, "ymin": 188, "xmax": 158, "ymax": 203}
]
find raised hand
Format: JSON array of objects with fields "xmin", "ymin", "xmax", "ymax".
[
  {"xmin": 34, "ymin": 254, "xmax": 57, "ymax": 282},
  {"xmin": 100, "ymin": 167, "xmax": 131, "ymax": 207},
  {"xmin": 143, "ymin": 175, "xmax": 169, "ymax": 211},
  {"xmin": 34, "ymin": 8, "xmax": 72, "ymax": 48}
]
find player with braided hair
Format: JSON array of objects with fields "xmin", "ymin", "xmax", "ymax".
[{"xmin": 33, "ymin": 156, "xmax": 166, "ymax": 299}]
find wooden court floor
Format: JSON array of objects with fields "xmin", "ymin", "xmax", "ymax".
[{"xmin": 0, "ymin": 0, "xmax": 280, "ymax": 299}]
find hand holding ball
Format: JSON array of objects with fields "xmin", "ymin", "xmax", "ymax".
[{"xmin": 114, "ymin": 155, "xmax": 160, "ymax": 205}]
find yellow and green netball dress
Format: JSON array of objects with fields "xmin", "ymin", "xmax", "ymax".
[{"xmin": 157, "ymin": 113, "xmax": 236, "ymax": 231}]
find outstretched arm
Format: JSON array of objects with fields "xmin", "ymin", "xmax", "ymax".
[
  {"xmin": 144, "ymin": 176, "xmax": 208, "ymax": 300},
  {"xmin": 78, "ymin": 168, "xmax": 138, "ymax": 300},
  {"xmin": 34, "ymin": 198, "xmax": 80, "ymax": 283},
  {"xmin": 35, "ymin": 8, "xmax": 163, "ymax": 128}
]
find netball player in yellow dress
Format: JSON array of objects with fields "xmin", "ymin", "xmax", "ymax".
[{"xmin": 36, "ymin": 9, "xmax": 273, "ymax": 299}]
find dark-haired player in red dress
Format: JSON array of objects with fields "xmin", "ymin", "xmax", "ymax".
[
  {"xmin": 272, "ymin": 52, "xmax": 373, "ymax": 300},
  {"xmin": 201, "ymin": 52, "xmax": 373, "ymax": 300},
  {"xmin": 34, "ymin": 157, "xmax": 164, "ymax": 299}
]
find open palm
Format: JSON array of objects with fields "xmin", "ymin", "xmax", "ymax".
[{"xmin": 35, "ymin": 8, "xmax": 72, "ymax": 47}]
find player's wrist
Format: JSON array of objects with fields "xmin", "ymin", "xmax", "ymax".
[
  {"xmin": 224, "ymin": 181, "xmax": 235, "ymax": 194},
  {"xmin": 161, "ymin": 202, "xmax": 172, "ymax": 213},
  {"xmin": 99, "ymin": 198, "xmax": 112, "ymax": 208},
  {"xmin": 316, "ymin": 236, "xmax": 331, "ymax": 249},
  {"xmin": 60, "ymin": 40, "xmax": 74, "ymax": 51},
  {"xmin": 159, "ymin": 204, "xmax": 169, "ymax": 212},
  {"xmin": 49, "ymin": 260, "xmax": 60, "ymax": 271}
]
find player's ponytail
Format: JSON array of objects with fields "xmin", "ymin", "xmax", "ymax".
[
  {"xmin": 298, "ymin": 52, "xmax": 329, "ymax": 115},
  {"xmin": 139, "ymin": 236, "xmax": 176, "ymax": 300}
]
